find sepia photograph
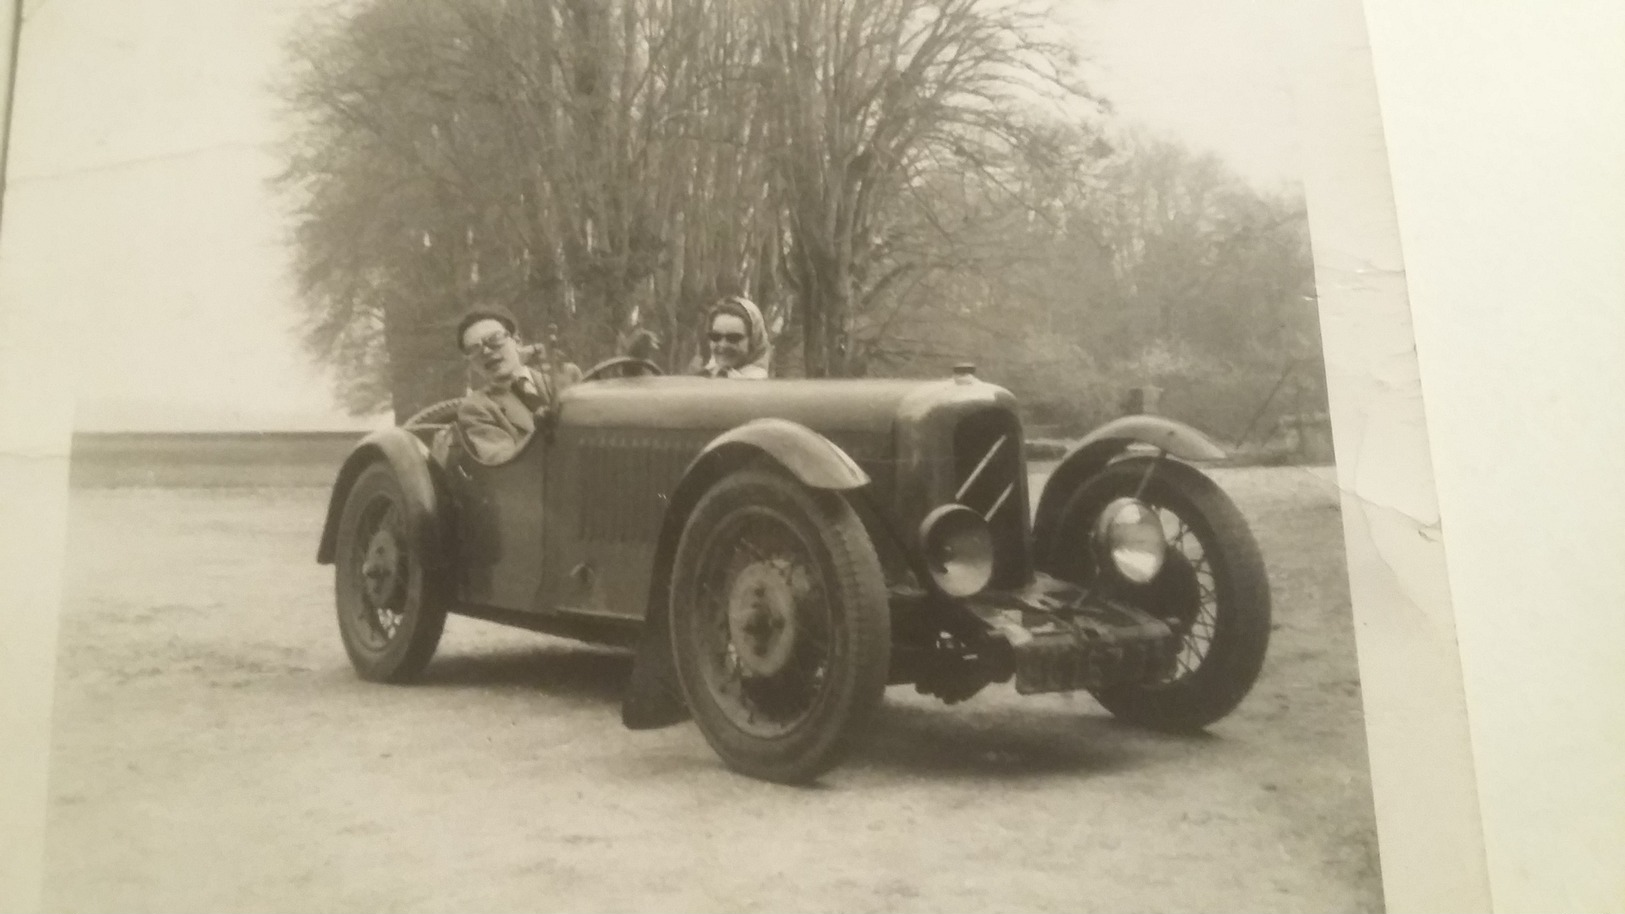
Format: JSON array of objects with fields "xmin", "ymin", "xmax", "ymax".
[{"xmin": 6, "ymin": 0, "xmax": 1389, "ymax": 910}]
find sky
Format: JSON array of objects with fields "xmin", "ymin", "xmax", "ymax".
[
  {"xmin": 0, "ymin": 0, "xmax": 1304, "ymax": 431},
  {"xmin": 1065, "ymin": 0, "xmax": 1302, "ymax": 191}
]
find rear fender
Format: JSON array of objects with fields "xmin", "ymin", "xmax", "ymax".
[
  {"xmin": 1031, "ymin": 415, "xmax": 1226, "ymax": 561},
  {"xmin": 315, "ymin": 426, "xmax": 450, "ymax": 572},
  {"xmin": 621, "ymin": 419, "xmax": 869, "ymax": 730}
]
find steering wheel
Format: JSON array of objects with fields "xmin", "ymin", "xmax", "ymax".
[{"xmin": 581, "ymin": 356, "xmax": 664, "ymax": 382}]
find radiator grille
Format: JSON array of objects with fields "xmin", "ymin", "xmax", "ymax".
[{"xmin": 952, "ymin": 408, "xmax": 1032, "ymax": 588}]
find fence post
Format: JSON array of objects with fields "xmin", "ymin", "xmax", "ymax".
[{"xmin": 1120, "ymin": 385, "xmax": 1162, "ymax": 416}]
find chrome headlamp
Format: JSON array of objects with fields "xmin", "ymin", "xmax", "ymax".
[
  {"xmin": 1093, "ymin": 497, "xmax": 1168, "ymax": 584},
  {"xmin": 919, "ymin": 504, "xmax": 995, "ymax": 597}
]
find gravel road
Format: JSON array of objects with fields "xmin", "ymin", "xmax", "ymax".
[{"xmin": 42, "ymin": 465, "xmax": 1380, "ymax": 912}]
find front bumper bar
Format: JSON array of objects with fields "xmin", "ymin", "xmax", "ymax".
[{"xmin": 968, "ymin": 573, "xmax": 1177, "ymax": 695}]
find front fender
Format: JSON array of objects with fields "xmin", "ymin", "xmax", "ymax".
[
  {"xmin": 621, "ymin": 419, "xmax": 869, "ymax": 730},
  {"xmin": 696, "ymin": 418, "xmax": 870, "ymax": 491},
  {"xmin": 1031, "ymin": 415, "xmax": 1226, "ymax": 555},
  {"xmin": 315, "ymin": 426, "xmax": 447, "ymax": 570}
]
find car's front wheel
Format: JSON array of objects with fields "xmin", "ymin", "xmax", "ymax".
[
  {"xmin": 669, "ymin": 468, "xmax": 890, "ymax": 784},
  {"xmin": 334, "ymin": 462, "xmax": 449, "ymax": 682},
  {"xmin": 1042, "ymin": 457, "xmax": 1271, "ymax": 731}
]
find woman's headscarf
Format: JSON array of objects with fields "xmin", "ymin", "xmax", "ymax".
[{"xmin": 700, "ymin": 296, "xmax": 772, "ymax": 379}]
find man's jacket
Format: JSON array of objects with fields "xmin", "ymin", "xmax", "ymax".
[{"xmin": 456, "ymin": 367, "xmax": 552, "ymax": 464}]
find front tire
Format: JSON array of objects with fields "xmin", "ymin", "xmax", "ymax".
[
  {"xmin": 1041, "ymin": 457, "xmax": 1271, "ymax": 731},
  {"xmin": 669, "ymin": 468, "xmax": 890, "ymax": 783},
  {"xmin": 334, "ymin": 462, "xmax": 449, "ymax": 682}
]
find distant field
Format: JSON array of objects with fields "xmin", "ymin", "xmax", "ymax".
[{"xmin": 69, "ymin": 432, "xmax": 362, "ymax": 488}]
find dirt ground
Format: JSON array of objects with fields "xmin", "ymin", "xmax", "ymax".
[{"xmin": 41, "ymin": 465, "xmax": 1381, "ymax": 913}]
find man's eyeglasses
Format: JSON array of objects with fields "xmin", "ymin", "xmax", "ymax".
[
  {"xmin": 709, "ymin": 332, "xmax": 746, "ymax": 345},
  {"xmin": 464, "ymin": 328, "xmax": 511, "ymax": 357}
]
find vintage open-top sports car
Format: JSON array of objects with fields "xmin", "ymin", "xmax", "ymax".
[{"xmin": 317, "ymin": 359, "xmax": 1270, "ymax": 783}]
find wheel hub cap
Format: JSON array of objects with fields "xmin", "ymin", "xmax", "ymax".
[
  {"xmin": 727, "ymin": 562, "xmax": 800, "ymax": 678},
  {"xmin": 360, "ymin": 527, "xmax": 403, "ymax": 608}
]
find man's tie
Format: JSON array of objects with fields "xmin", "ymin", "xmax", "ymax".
[{"xmin": 511, "ymin": 375, "xmax": 546, "ymax": 412}]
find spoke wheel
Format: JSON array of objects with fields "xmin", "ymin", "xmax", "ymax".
[
  {"xmin": 1042, "ymin": 457, "xmax": 1271, "ymax": 731},
  {"xmin": 670, "ymin": 469, "xmax": 888, "ymax": 783},
  {"xmin": 334, "ymin": 463, "xmax": 448, "ymax": 682}
]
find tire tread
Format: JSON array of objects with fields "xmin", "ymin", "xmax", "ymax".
[
  {"xmin": 1048, "ymin": 458, "xmax": 1271, "ymax": 731},
  {"xmin": 334, "ymin": 462, "xmax": 449, "ymax": 683},
  {"xmin": 669, "ymin": 468, "xmax": 889, "ymax": 783}
]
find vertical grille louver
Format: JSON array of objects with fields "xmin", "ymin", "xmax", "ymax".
[
  {"xmin": 952, "ymin": 408, "xmax": 1032, "ymax": 589},
  {"xmin": 578, "ymin": 436, "xmax": 694, "ymax": 543}
]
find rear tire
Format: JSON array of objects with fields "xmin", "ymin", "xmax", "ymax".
[
  {"xmin": 334, "ymin": 462, "xmax": 449, "ymax": 682},
  {"xmin": 669, "ymin": 468, "xmax": 890, "ymax": 783}
]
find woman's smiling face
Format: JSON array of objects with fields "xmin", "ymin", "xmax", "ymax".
[{"xmin": 708, "ymin": 313, "xmax": 749, "ymax": 369}]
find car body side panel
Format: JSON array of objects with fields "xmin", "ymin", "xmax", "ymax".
[
  {"xmin": 449, "ymin": 429, "xmax": 549, "ymax": 611},
  {"xmin": 513, "ymin": 378, "xmax": 912, "ymax": 623},
  {"xmin": 451, "ymin": 375, "xmax": 1010, "ymax": 627},
  {"xmin": 540, "ymin": 424, "xmax": 893, "ymax": 621},
  {"xmin": 539, "ymin": 426, "xmax": 709, "ymax": 621}
]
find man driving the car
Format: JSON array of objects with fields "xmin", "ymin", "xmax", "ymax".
[{"xmin": 455, "ymin": 304, "xmax": 554, "ymax": 464}]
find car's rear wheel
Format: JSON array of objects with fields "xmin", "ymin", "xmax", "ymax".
[
  {"xmin": 334, "ymin": 462, "xmax": 448, "ymax": 682},
  {"xmin": 669, "ymin": 468, "xmax": 889, "ymax": 784},
  {"xmin": 1042, "ymin": 457, "xmax": 1271, "ymax": 731}
]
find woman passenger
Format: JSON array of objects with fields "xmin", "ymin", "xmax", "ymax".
[{"xmin": 697, "ymin": 296, "xmax": 771, "ymax": 379}]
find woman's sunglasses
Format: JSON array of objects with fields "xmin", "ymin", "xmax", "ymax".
[{"xmin": 709, "ymin": 332, "xmax": 746, "ymax": 344}]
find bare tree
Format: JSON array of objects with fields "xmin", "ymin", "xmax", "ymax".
[
  {"xmin": 748, "ymin": 0, "xmax": 1087, "ymax": 376},
  {"xmin": 278, "ymin": 0, "xmax": 1317, "ymax": 436},
  {"xmin": 279, "ymin": 0, "xmax": 787, "ymax": 415},
  {"xmin": 279, "ymin": 0, "xmax": 483, "ymax": 416}
]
